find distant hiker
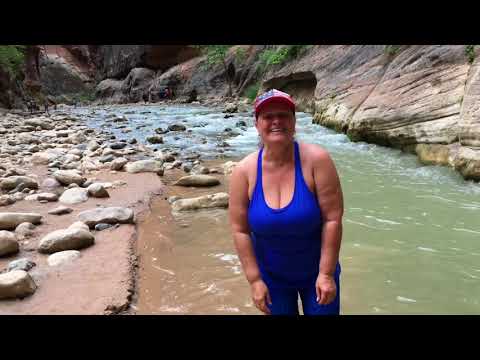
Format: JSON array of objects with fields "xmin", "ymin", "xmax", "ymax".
[
  {"xmin": 27, "ymin": 100, "xmax": 38, "ymax": 114},
  {"xmin": 188, "ymin": 89, "xmax": 197, "ymax": 103}
]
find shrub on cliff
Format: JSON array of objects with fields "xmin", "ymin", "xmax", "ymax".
[
  {"xmin": 244, "ymin": 82, "xmax": 261, "ymax": 102},
  {"xmin": 257, "ymin": 45, "xmax": 310, "ymax": 74},
  {"xmin": 0, "ymin": 45, "xmax": 26, "ymax": 78}
]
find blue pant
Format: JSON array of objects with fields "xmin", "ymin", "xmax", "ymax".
[{"xmin": 266, "ymin": 265, "xmax": 341, "ymax": 315}]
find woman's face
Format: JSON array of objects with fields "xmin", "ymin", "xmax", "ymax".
[{"xmin": 255, "ymin": 101, "xmax": 296, "ymax": 146}]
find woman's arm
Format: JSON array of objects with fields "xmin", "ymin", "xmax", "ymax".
[
  {"xmin": 229, "ymin": 161, "xmax": 271, "ymax": 314},
  {"xmin": 229, "ymin": 162, "xmax": 261, "ymax": 283},
  {"xmin": 312, "ymin": 147, "xmax": 344, "ymax": 304}
]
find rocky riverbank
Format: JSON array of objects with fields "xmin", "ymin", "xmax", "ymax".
[
  {"xmin": 6, "ymin": 45, "xmax": 479, "ymax": 181},
  {"xmin": 89, "ymin": 45, "xmax": 480, "ymax": 182},
  {"xmin": 0, "ymin": 102, "xmax": 241, "ymax": 314}
]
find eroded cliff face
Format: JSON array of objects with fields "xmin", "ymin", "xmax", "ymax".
[
  {"xmin": 95, "ymin": 45, "xmax": 265, "ymax": 104},
  {"xmin": 260, "ymin": 45, "xmax": 480, "ymax": 181},
  {"xmin": 93, "ymin": 45, "xmax": 201, "ymax": 80},
  {"xmin": 39, "ymin": 45, "xmax": 95, "ymax": 103}
]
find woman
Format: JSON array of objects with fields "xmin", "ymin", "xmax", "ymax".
[{"xmin": 229, "ymin": 89, "xmax": 344, "ymax": 315}]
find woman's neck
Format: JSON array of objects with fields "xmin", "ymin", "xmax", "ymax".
[{"xmin": 262, "ymin": 141, "xmax": 295, "ymax": 166}]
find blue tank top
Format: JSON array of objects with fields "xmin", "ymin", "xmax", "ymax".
[{"xmin": 247, "ymin": 142, "xmax": 323, "ymax": 288}]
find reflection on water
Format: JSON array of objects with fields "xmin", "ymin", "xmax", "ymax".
[{"xmin": 72, "ymin": 104, "xmax": 480, "ymax": 314}]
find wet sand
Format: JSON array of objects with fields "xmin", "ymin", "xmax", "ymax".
[
  {"xmin": 0, "ymin": 167, "xmax": 164, "ymax": 315},
  {"xmin": 133, "ymin": 159, "xmax": 261, "ymax": 314}
]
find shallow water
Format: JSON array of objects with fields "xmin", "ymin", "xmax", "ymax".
[{"xmin": 73, "ymin": 104, "xmax": 480, "ymax": 314}]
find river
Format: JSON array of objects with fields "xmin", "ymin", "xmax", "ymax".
[{"xmin": 72, "ymin": 103, "xmax": 480, "ymax": 314}]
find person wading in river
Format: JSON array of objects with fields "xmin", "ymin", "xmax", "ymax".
[{"xmin": 229, "ymin": 89, "xmax": 344, "ymax": 315}]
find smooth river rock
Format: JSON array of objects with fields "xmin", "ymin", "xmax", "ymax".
[
  {"xmin": 87, "ymin": 183, "xmax": 110, "ymax": 198},
  {"xmin": 41, "ymin": 177, "xmax": 62, "ymax": 190},
  {"xmin": 48, "ymin": 206, "xmax": 73, "ymax": 215},
  {"xmin": 59, "ymin": 187, "xmax": 89, "ymax": 205},
  {"xmin": 173, "ymin": 175, "xmax": 220, "ymax": 187},
  {"xmin": 53, "ymin": 170, "xmax": 87, "ymax": 186},
  {"xmin": 171, "ymin": 192, "xmax": 229, "ymax": 212},
  {"xmin": 0, "ymin": 195, "xmax": 15, "ymax": 207},
  {"xmin": 0, "ymin": 176, "xmax": 39, "ymax": 192},
  {"xmin": 0, "ymin": 213, "xmax": 42, "ymax": 231},
  {"xmin": 0, "ymin": 231, "xmax": 19, "ymax": 257},
  {"xmin": 68, "ymin": 221, "xmax": 90, "ymax": 232},
  {"xmin": 0, "ymin": 270, "xmax": 37, "ymax": 300},
  {"xmin": 47, "ymin": 250, "xmax": 82, "ymax": 267},
  {"xmin": 7, "ymin": 258, "xmax": 36, "ymax": 272},
  {"xmin": 125, "ymin": 160, "xmax": 163, "ymax": 174},
  {"xmin": 38, "ymin": 228, "xmax": 95, "ymax": 254},
  {"xmin": 111, "ymin": 157, "xmax": 128, "ymax": 171},
  {"xmin": 77, "ymin": 207, "xmax": 134, "ymax": 228},
  {"xmin": 14, "ymin": 222, "xmax": 35, "ymax": 239},
  {"xmin": 25, "ymin": 192, "xmax": 58, "ymax": 202},
  {"xmin": 146, "ymin": 136, "xmax": 163, "ymax": 144}
]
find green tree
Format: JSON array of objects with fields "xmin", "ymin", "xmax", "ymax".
[{"xmin": 202, "ymin": 45, "xmax": 234, "ymax": 97}]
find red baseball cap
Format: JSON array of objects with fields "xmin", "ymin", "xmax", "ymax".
[{"xmin": 254, "ymin": 89, "xmax": 296, "ymax": 117}]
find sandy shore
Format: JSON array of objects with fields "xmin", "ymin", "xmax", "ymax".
[{"xmin": 0, "ymin": 166, "xmax": 164, "ymax": 315}]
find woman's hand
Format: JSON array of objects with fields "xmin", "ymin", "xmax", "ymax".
[
  {"xmin": 316, "ymin": 273, "xmax": 337, "ymax": 305},
  {"xmin": 250, "ymin": 279, "xmax": 272, "ymax": 314}
]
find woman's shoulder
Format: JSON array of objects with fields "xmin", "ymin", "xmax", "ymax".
[
  {"xmin": 298, "ymin": 142, "xmax": 331, "ymax": 162},
  {"xmin": 236, "ymin": 150, "xmax": 260, "ymax": 172},
  {"xmin": 230, "ymin": 150, "xmax": 260, "ymax": 187}
]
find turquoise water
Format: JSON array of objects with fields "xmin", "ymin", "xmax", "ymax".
[{"xmin": 74, "ymin": 104, "xmax": 480, "ymax": 314}]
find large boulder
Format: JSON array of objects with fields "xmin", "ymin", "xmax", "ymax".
[
  {"xmin": 0, "ymin": 176, "xmax": 39, "ymax": 192},
  {"xmin": 59, "ymin": 187, "xmax": 89, "ymax": 205},
  {"xmin": 171, "ymin": 193, "xmax": 229, "ymax": 212},
  {"xmin": 173, "ymin": 175, "xmax": 220, "ymax": 187},
  {"xmin": 0, "ymin": 213, "xmax": 42, "ymax": 231},
  {"xmin": 53, "ymin": 170, "xmax": 86, "ymax": 186},
  {"xmin": 125, "ymin": 160, "xmax": 163, "ymax": 174},
  {"xmin": 38, "ymin": 228, "xmax": 95, "ymax": 254},
  {"xmin": 122, "ymin": 67, "xmax": 155, "ymax": 102},
  {"xmin": 0, "ymin": 270, "xmax": 37, "ymax": 300},
  {"xmin": 0, "ymin": 231, "xmax": 19, "ymax": 257},
  {"xmin": 451, "ymin": 147, "xmax": 480, "ymax": 181},
  {"xmin": 95, "ymin": 79, "xmax": 128, "ymax": 104},
  {"xmin": 77, "ymin": 207, "xmax": 134, "ymax": 228}
]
